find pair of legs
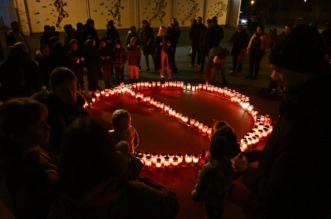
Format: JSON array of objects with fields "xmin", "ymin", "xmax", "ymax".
[
  {"xmin": 191, "ymin": 42, "xmax": 200, "ymax": 67},
  {"xmin": 129, "ymin": 65, "xmax": 139, "ymax": 83},
  {"xmin": 205, "ymin": 59, "xmax": 227, "ymax": 85},
  {"xmin": 114, "ymin": 66, "xmax": 125, "ymax": 84},
  {"xmin": 102, "ymin": 63, "xmax": 112, "ymax": 88},
  {"xmin": 232, "ymin": 54, "xmax": 243, "ymax": 74},
  {"xmin": 160, "ymin": 49, "xmax": 172, "ymax": 79},
  {"xmin": 143, "ymin": 52, "xmax": 156, "ymax": 70},
  {"xmin": 247, "ymin": 50, "xmax": 264, "ymax": 79}
]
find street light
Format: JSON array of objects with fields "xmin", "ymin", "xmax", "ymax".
[{"xmin": 251, "ymin": 0, "xmax": 255, "ymax": 5}]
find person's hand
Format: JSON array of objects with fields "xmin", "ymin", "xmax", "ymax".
[{"xmin": 232, "ymin": 154, "xmax": 249, "ymax": 173}]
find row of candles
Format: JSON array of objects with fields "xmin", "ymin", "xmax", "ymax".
[
  {"xmin": 86, "ymin": 81, "xmax": 273, "ymax": 167},
  {"xmin": 134, "ymin": 151, "xmax": 205, "ymax": 170}
]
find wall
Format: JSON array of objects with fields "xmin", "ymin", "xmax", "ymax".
[{"xmin": 0, "ymin": 0, "xmax": 241, "ymax": 34}]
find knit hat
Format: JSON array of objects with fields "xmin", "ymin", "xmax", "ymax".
[
  {"xmin": 210, "ymin": 125, "xmax": 241, "ymax": 159},
  {"xmin": 269, "ymin": 25, "xmax": 325, "ymax": 74}
]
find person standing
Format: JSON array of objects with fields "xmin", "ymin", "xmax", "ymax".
[
  {"xmin": 269, "ymin": 24, "xmax": 293, "ymax": 95},
  {"xmin": 189, "ymin": 16, "xmax": 206, "ymax": 68},
  {"xmin": 199, "ymin": 19, "xmax": 215, "ymax": 73},
  {"xmin": 5, "ymin": 21, "xmax": 30, "ymax": 52},
  {"xmin": 192, "ymin": 124, "xmax": 240, "ymax": 219},
  {"xmin": 233, "ymin": 25, "xmax": 331, "ymax": 219},
  {"xmin": 155, "ymin": 26, "xmax": 174, "ymax": 81},
  {"xmin": 127, "ymin": 37, "xmax": 142, "ymax": 83},
  {"xmin": 140, "ymin": 20, "xmax": 156, "ymax": 71},
  {"xmin": 229, "ymin": 25, "xmax": 249, "ymax": 75},
  {"xmin": 167, "ymin": 18, "xmax": 180, "ymax": 73},
  {"xmin": 113, "ymin": 40, "xmax": 127, "ymax": 85},
  {"xmin": 245, "ymin": 24, "xmax": 269, "ymax": 79}
]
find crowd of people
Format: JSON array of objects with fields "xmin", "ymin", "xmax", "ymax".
[{"xmin": 0, "ymin": 16, "xmax": 331, "ymax": 219}]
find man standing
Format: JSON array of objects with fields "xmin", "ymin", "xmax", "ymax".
[{"xmin": 140, "ymin": 20, "xmax": 156, "ymax": 71}]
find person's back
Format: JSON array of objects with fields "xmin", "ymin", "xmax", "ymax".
[
  {"xmin": 233, "ymin": 25, "xmax": 331, "ymax": 219},
  {"xmin": 109, "ymin": 109, "xmax": 139, "ymax": 153},
  {"xmin": 50, "ymin": 117, "xmax": 179, "ymax": 219},
  {"xmin": 192, "ymin": 125, "xmax": 240, "ymax": 218}
]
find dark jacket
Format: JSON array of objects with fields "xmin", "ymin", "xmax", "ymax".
[
  {"xmin": 31, "ymin": 91, "xmax": 89, "ymax": 163},
  {"xmin": 49, "ymin": 176, "xmax": 179, "ymax": 219},
  {"xmin": 241, "ymin": 74, "xmax": 331, "ymax": 219}
]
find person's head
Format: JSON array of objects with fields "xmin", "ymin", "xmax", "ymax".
[
  {"xmin": 7, "ymin": 42, "xmax": 30, "ymax": 62},
  {"xmin": 158, "ymin": 26, "xmax": 167, "ymax": 36},
  {"xmin": 211, "ymin": 16, "xmax": 218, "ymax": 25},
  {"xmin": 76, "ymin": 22, "xmax": 83, "ymax": 31},
  {"xmin": 40, "ymin": 44, "xmax": 50, "ymax": 56},
  {"xmin": 212, "ymin": 120, "xmax": 229, "ymax": 133},
  {"xmin": 63, "ymin": 24, "xmax": 73, "ymax": 33},
  {"xmin": 197, "ymin": 16, "xmax": 203, "ymax": 24},
  {"xmin": 256, "ymin": 24, "xmax": 264, "ymax": 34},
  {"xmin": 116, "ymin": 140, "xmax": 130, "ymax": 155},
  {"xmin": 84, "ymin": 37, "xmax": 96, "ymax": 48},
  {"xmin": 100, "ymin": 38, "xmax": 108, "ymax": 47},
  {"xmin": 171, "ymin": 18, "xmax": 178, "ymax": 26},
  {"xmin": 142, "ymin": 20, "xmax": 149, "ymax": 27},
  {"xmin": 206, "ymin": 19, "xmax": 212, "ymax": 28},
  {"xmin": 69, "ymin": 39, "xmax": 79, "ymax": 51},
  {"xmin": 269, "ymin": 25, "xmax": 328, "ymax": 91},
  {"xmin": 107, "ymin": 20, "xmax": 114, "ymax": 29},
  {"xmin": 86, "ymin": 18, "xmax": 95, "ymax": 27},
  {"xmin": 210, "ymin": 125, "xmax": 241, "ymax": 160},
  {"xmin": 111, "ymin": 109, "xmax": 131, "ymax": 131},
  {"xmin": 60, "ymin": 117, "xmax": 121, "ymax": 197},
  {"xmin": 115, "ymin": 39, "xmax": 122, "ymax": 48},
  {"xmin": 50, "ymin": 67, "xmax": 77, "ymax": 105},
  {"xmin": 43, "ymin": 24, "xmax": 51, "ymax": 33},
  {"xmin": 284, "ymin": 24, "xmax": 293, "ymax": 35},
  {"xmin": 130, "ymin": 25, "xmax": 137, "ymax": 33},
  {"xmin": 0, "ymin": 98, "xmax": 50, "ymax": 149},
  {"xmin": 11, "ymin": 21, "xmax": 20, "ymax": 32}
]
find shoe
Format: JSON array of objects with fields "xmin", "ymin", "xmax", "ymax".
[{"xmin": 146, "ymin": 68, "xmax": 150, "ymax": 72}]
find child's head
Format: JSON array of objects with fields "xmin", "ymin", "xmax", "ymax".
[
  {"xmin": 210, "ymin": 125, "xmax": 241, "ymax": 159},
  {"xmin": 69, "ymin": 39, "xmax": 79, "ymax": 51},
  {"xmin": 100, "ymin": 38, "xmax": 108, "ymax": 47},
  {"xmin": 40, "ymin": 44, "xmax": 50, "ymax": 56},
  {"xmin": 0, "ymin": 97, "xmax": 50, "ymax": 149},
  {"xmin": 115, "ymin": 140, "xmax": 130, "ymax": 155},
  {"xmin": 115, "ymin": 39, "xmax": 122, "ymax": 49},
  {"xmin": 111, "ymin": 109, "xmax": 131, "ymax": 131}
]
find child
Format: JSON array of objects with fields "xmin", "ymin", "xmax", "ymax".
[
  {"xmin": 116, "ymin": 140, "xmax": 143, "ymax": 180},
  {"xmin": 127, "ymin": 37, "xmax": 141, "ymax": 83},
  {"xmin": 109, "ymin": 109, "xmax": 139, "ymax": 153},
  {"xmin": 113, "ymin": 39, "xmax": 127, "ymax": 85},
  {"xmin": 192, "ymin": 124, "xmax": 240, "ymax": 219}
]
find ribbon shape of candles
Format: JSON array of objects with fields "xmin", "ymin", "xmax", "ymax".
[{"xmin": 85, "ymin": 81, "xmax": 273, "ymax": 169}]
